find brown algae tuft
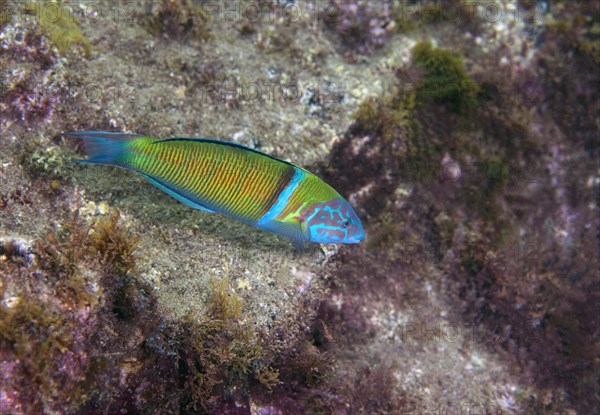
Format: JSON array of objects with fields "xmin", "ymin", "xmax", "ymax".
[{"xmin": 146, "ymin": 0, "xmax": 211, "ymax": 42}]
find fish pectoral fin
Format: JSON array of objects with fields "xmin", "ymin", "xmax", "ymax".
[
  {"xmin": 291, "ymin": 237, "xmax": 305, "ymax": 252},
  {"xmin": 263, "ymin": 220, "xmax": 307, "ymax": 251},
  {"xmin": 143, "ymin": 175, "xmax": 215, "ymax": 213}
]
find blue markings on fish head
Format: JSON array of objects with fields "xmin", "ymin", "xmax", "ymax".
[{"xmin": 302, "ymin": 198, "xmax": 364, "ymax": 244}]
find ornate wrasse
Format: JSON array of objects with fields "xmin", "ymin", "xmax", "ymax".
[{"xmin": 66, "ymin": 131, "xmax": 364, "ymax": 249}]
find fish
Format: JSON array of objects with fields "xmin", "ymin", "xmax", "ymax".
[{"xmin": 65, "ymin": 131, "xmax": 364, "ymax": 249}]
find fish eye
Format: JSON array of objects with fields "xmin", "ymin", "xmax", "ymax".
[{"xmin": 341, "ymin": 218, "xmax": 352, "ymax": 228}]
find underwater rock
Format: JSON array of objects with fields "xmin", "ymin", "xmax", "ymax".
[
  {"xmin": 0, "ymin": 0, "xmax": 597, "ymax": 413},
  {"xmin": 324, "ymin": 0, "xmax": 395, "ymax": 54}
]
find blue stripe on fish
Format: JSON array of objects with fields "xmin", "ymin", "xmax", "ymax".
[{"xmin": 257, "ymin": 168, "xmax": 305, "ymax": 227}]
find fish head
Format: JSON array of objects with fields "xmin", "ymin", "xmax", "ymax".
[{"xmin": 302, "ymin": 198, "xmax": 364, "ymax": 244}]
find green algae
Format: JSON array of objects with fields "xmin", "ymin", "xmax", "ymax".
[
  {"xmin": 29, "ymin": 145, "xmax": 66, "ymax": 179},
  {"xmin": 1, "ymin": 0, "xmax": 10, "ymax": 27},
  {"xmin": 25, "ymin": 1, "xmax": 91, "ymax": 57},
  {"xmin": 412, "ymin": 41, "xmax": 479, "ymax": 113},
  {"xmin": 393, "ymin": 15, "xmax": 418, "ymax": 34}
]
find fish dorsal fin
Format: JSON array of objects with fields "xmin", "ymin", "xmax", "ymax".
[
  {"xmin": 153, "ymin": 137, "xmax": 312, "ymax": 174},
  {"xmin": 65, "ymin": 131, "xmax": 145, "ymax": 140}
]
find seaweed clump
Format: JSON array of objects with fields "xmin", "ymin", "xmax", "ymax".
[
  {"xmin": 0, "ymin": 291, "xmax": 90, "ymax": 410},
  {"xmin": 24, "ymin": 0, "xmax": 91, "ymax": 57},
  {"xmin": 177, "ymin": 277, "xmax": 280, "ymax": 412},
  {"xmin": 88, "ymin": 210, "xmax": 139, "ymax": 277},
  {"xmin": 320, "ymin": 41, "xmax": 484, "ymax": 222},
  {"xmin": 0, "ymin": 211, "xmax": 132, "ymax": 413},
  {"xmin": 412, "ymin": 41, "xmax": 479, "ymax": 113},
  {"xmin": 0, "ymin": 3, "xmax": 73, "ymax": 128},
  {"xmin": 1, "ymin": 207, "xmax": 289, "ymax": 413},
  {"xmin": 317, "ymin": 88, "xmax": 416, "ymax": 222},
  {"xmin": 1, "ymin": 209, "xmax": 164, "ymax": 414},
  {"xmin": 146, "ymin": 0, "xmax": 211, "ymax": 42},
  {"xmin": 318, "ymin": 5, "xmax": 598, "ymax": 414},
  {"xmin": 26, "ymin": 144, "xmax": 67, "ymax": 182},
  {"xmin": 323, "ymin": 38, "xmax": 537, "ymax": 237}
]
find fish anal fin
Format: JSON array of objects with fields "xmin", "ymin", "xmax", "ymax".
[{"xmin": 144, "ymin": 175, "xmax": 215, "ymax": 213}]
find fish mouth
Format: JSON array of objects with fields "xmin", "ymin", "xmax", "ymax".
[{"xmin": 346, "ymin": 233, "xmax": 365, "ymax": 243}]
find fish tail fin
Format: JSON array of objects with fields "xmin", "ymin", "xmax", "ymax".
[{"xmin": 64, "ymin": 131, "xmax": 143, "ymax": 165}]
